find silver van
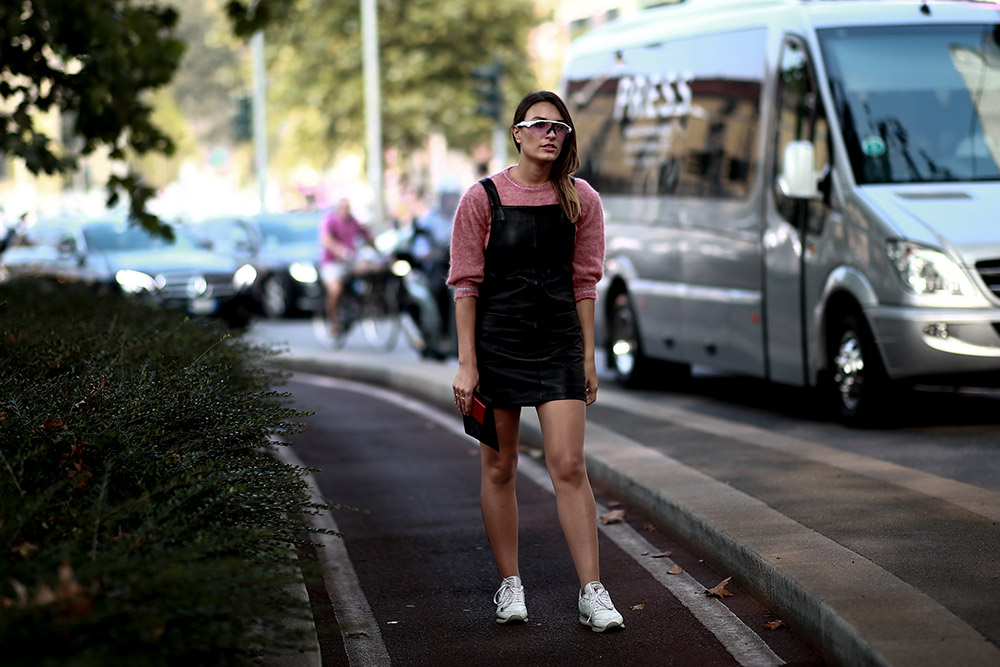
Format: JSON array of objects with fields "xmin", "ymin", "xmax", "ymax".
[{"xmin": 562, "ymin": 0, "xmax": 1000, "ymax": 424}]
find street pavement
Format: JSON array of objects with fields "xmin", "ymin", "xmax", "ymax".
[
  {"xmin": 278, "ymin": 373, "xmax": 821, "ymax": 666},
  {"xmin": 247, "ymin": 320, "xmax": 1000, "ymax": 667}
]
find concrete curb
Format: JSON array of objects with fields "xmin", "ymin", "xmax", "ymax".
[{"xmin": 275, "ymin": 354, "xmax": 1000, "ymax": 667}]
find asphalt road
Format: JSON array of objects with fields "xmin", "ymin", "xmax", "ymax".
[
  {"xmin": 279, "ymin": 373, "xmax": 823, "ymax": 666},
  {"xmin": 245, "ymin": 317, "xmax": 1000, "ymax": 666}
]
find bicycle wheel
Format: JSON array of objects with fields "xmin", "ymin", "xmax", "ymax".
[
  {"xmin": 313, "ymin": 285, "xmax": 354, "ymax": 350},
  {"xmin": 360, "ymin": 277, "xmax": 401, "ymax": 352}
]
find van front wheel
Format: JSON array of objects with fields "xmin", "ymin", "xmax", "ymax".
[
  {"xmin": 608, "ymin": 293, "xmax": 690, "ymax": 388},
  {"xmin": 609, "ymin": 293, "xmax": 648, "ymax": 387},
  {"xmin": 827, "ymin": 313, "xmax": 890, "ymax": 426}
]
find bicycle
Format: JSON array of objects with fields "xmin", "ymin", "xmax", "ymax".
[{"xmin": 313, "ymin": 247, "xmax": 405, "ymax": 351}]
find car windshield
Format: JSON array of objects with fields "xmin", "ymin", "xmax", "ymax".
[
  {"xmin": 818, "ymin": 23, "xmax": 1000, "ymax": 184},
  {"xmin": 83, "ymin": 222, "xmax": 199, "ymax": 252},
  {"xmin": 257, "ymin": 217, "xmax": 319, "ymax": 245}
]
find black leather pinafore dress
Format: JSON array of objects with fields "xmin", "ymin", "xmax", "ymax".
[{"xmin": 475, "ymin": 178, "xmax": 586, "ymax": 408}]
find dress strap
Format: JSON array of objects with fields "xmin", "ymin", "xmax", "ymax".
[{"xmin": 478, "ymin": 177, "xmax": 506, "ymax": 222}]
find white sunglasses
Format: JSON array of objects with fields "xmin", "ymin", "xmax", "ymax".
[{"xmin": 515, "ymin": 119, "xmax": 573, "ymax": 138}]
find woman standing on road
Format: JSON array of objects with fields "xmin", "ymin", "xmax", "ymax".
[{"xmin": 448, "ymin": 90, "xmax": 624, "ymax": 632}]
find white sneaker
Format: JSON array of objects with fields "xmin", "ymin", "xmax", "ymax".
[
  {"xmin": 494, "ymin": 575, "xmax": 528, "ymax": 624},
  {"xmin": 578, "ymin": 581, "xmax": 624, "ymax": 632}
]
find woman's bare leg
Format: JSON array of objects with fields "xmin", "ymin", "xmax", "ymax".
[
  {"xmin": 536, "ymin": 399, "xmax": 599, "ymax": 589},
  {"xmin": 480, "ymin": 407, "xmax": 522, "ymax": 578}
]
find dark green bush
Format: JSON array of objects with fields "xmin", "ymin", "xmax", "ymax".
[{"xmin": 0, "ymin": 278, "xmax": 328, "ymax": 666}]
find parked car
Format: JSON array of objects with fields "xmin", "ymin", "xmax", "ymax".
[
  {"xmin": 0, "ymin": 216, "xmax": 258, "ymax": 327},
  {"xmin": 192, "ymin": 212, "xmax": 323, "ymax": 318}
]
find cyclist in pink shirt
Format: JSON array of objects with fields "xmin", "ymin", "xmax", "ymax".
[{"xmin": 320, "ymin": 198, "xmax": 373, "ymax": 331}]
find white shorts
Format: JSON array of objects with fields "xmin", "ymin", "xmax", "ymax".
[{"xmin": 321, "ymin": 261, "xmax": 348, "ymax": 284}]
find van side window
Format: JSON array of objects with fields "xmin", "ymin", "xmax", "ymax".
[
  {"xmin": 773, "ymin": 37, "xmax": 831, "ymax": 227},
  {"xmin": 568, "ymin": 28, "xmax": 766, "ymax": 200}
]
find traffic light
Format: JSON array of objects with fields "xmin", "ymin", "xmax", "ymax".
[
  {"xmin": 473, "ymin": 63, "xmax": 503, "ymax": 122},
  {"xmin": 232, "ymin": 95, "xmax": 252, "ymax": 142}
]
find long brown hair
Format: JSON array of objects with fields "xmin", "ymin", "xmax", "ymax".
[{"xmin": 511, "ymin": 91, "xmax": 581, "ymax": 222}]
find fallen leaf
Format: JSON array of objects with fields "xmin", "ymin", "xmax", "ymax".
[
  {"xmin": 652, "ymin": 551, "xmax": 672, "ymax": 558},
  {"xmin": 347, "ymin": 631, "xmax": 370, "ymax": 640},
  {"xmin": 519, "ymin": 444, "xmax": 544, "ymax": 459},
  {"xmin": 57, "ymin": 559, "xmax": 83, "ymax": 601},
  {"xmin": 705, "ymin": 576, "xmax": 734, "ymax": 598},
  {"xmin": 11, "ymin": 540, "xmax": 37, "ymax": 559},
  {"xmin": 668, "ymin": 564, "xmax": 684, "ymax": 575},
  {"xmin": 599, "ymin": 509, "xmax": 626, "ymax": 524},
  {"xmin": 631, "ymin": 603, "xmax": 645, "ymax": 610},
  {"xmin": 10, "ymin": 580, "xmax": 27, "ymax": 606},
  {"xmin": 764, "ymin": 620, "xmax": 787, "ymax": 630},
  {"xmin": 643, "ymin": 521, "xmax": 657, "ymax": 532},
  {"xmin": 41, "ymin": 417, "xmax": 65, "ymax": 435},
  {"xmin": 34, "ymin": 584, "xmax": 56, "ymax": 606}
]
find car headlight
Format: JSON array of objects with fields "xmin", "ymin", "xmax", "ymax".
[
  {"xmin": 289, "ymin": 261, "xmax": 318, "ymax": 284},
  {"xmin": 885, "ymin": 240, "xmax": 974, "ymax": 297},
  {"xmin": 116, "ymin": 269, "xmax": 157, "ymax": 293},
  {"xmin": 391, "ymin": 259, "xmax": 411, "ymax": 277},
  {"xmin": 233, "ymin": 263, "xmax": 258, "ymax": 289}
]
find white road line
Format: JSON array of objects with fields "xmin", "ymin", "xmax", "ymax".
[
  {"xmin": 291, "ymin": 372, "xmax": 784, "ymax": 667},
  {"xmin": 516, "ymin": 455, "xmax": 784, "ymax": 667},
  {"xmin": 275, "ymin": 444, "xmax": 392, "ymax": 667}
]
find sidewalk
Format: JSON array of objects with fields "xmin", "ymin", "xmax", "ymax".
[{"xmin": 270, "ymin": 345, "xmax": 1000, "ymax": 667}]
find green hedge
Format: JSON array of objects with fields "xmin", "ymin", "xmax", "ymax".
[{"xmin": 0, "ymin": 279, "xmax": 329, "ymax": 666}]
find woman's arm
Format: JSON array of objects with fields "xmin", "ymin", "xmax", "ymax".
[
  {"xmin": 452, "ymin": 296, "xmax": 479, "ymax": 414},
  {"xmin": 576, "ymin": 297, "xmax": 599, "ymax": 405}
]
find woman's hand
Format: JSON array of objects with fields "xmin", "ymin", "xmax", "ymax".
[
  {"xmin": 575, "ymin": 298, "xmax": 598, "ymax": 406},
  {"xmin": 453, "ymin": 363, "xmax": 479, "ymax": 415},
  {"xmin": 584, "ymin": 358, "xmax": 599, "ymax": 406},
  {"xmin": 453, "ymin": 297, "xmax": 479, "ymax": 415}
]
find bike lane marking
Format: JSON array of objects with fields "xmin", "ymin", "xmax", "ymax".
[
  {"xmin": 276, "ymin": 443, "xmax": 391, "ymax": 667},
  {"xmin": 292, "ymin": 372, "xmax": 784, "ymax": 667}
]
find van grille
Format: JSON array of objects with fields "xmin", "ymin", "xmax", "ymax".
[{"xmin": 977, "ymin": 259, "xmax": 1000, "ymax": 300}]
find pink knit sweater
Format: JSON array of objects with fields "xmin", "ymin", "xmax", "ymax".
[{"xmin": 447, "ymin": 167, "xmax": 605, "ymax": 301}]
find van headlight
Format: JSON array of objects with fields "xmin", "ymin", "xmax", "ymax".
[
  {"xmin": 116, "ymin": 269, "xmax": 157, "ymax": 293},
  {"xmin": 885, "ymin": 241, "xmax": 974, "ymax": 297},
  {"xmin": 289, "ymin": 261, "xmax": 318, "ymax": 283},
  {"xmin": 233, "ymin": 263, "xmax": 258, "ymax": 289}
]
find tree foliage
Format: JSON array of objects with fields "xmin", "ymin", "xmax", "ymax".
[
  {"xmin": 170, "ymin": 0, "xmax": 245, "ymax": 146},
  {"xmin": 2, "ymin": 0, "xmax": 544, "ymax": 234},
  {"xmin": 230, "ymin": 0, "xmax": 542, "ymax": 168},
  {"xmin": 0, "ymin": 1, "xmax": 186, "ymax": 237}
]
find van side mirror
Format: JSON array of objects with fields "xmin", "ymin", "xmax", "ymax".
[{"xmin": 777, "ymin": 141, "xmax": 820, "ymax": 200}]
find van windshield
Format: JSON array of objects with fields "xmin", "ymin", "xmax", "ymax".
[{"xmin": 818, "ymin": 24, "xmax": 1000, "ymax": 184}]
